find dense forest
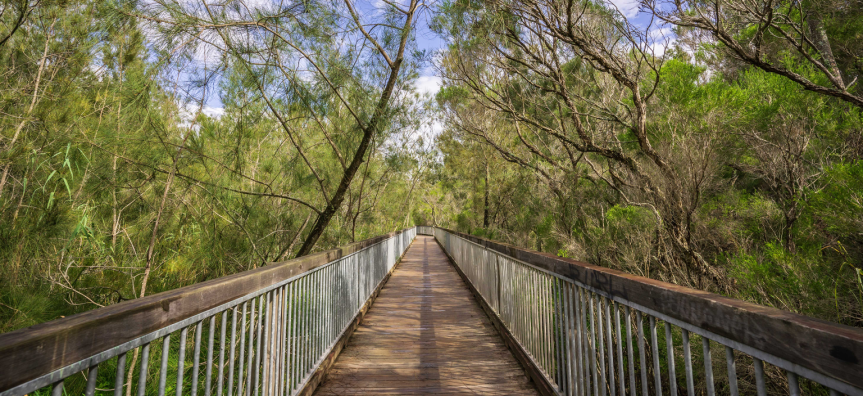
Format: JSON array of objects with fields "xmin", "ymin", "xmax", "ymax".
[{"xmin": 1, "ymin": 0, "xmax": 862, "ymax": 343}]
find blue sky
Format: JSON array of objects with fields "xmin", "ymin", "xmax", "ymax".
[{"xmin": 190, "ymin": 0, "xmax": 672, "ymax": 129}]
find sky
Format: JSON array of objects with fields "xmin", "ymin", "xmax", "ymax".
[{"xmin": 188, "ymin": 0, "xmax": 673, "ymax": 139}]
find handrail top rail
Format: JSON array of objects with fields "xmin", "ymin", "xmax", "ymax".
[
  {"xmin": 428, "ymin": 226, "xmax": 863, "ymax": 390},
  {"xmin": 0, "ymin": 228, "xmax": 414, "ymax": 392}
]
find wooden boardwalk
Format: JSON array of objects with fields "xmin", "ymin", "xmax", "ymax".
[{"xmin": 314, "ymin": 235, "xmax": 539, "ymax": 395}]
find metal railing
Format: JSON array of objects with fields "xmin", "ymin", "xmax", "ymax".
[
  {"xmin": 0, "ymin": 228, "xmax": 416, "ymax": 396},
  {"xmin": 428, "ymin": 227, "xmax": 863, "ymax": 396}
]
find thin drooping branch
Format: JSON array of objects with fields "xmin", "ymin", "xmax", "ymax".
[{"xmin": 294, "ymin": 0, "xmax": 419, "ymax": 257}]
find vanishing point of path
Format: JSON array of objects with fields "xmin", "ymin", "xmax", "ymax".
[{"xmin": 314, "ymin": 235, "xmax": 539, "ymax": 395}]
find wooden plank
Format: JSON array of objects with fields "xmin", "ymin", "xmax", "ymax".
[
  {"xmin": 314, "ymin": 236, "xmax": 538, "ymax": 396},
  {"xmin": 440, "ymin": 227, "xmax": 863, "ymax": 391},
  {"xmin": 0, "ymin": 229, "xmax": 414, "ymax": 393}
]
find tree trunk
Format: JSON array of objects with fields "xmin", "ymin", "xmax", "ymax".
[{"xmin": 294, "ymin": 4, "xmax": 416, "ymax": 257}]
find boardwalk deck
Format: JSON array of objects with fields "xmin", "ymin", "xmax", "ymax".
[{"xmin": 314, "ymin": 235, "xmax": 539, "ymax": 395}]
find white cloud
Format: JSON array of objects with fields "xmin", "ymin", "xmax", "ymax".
[
  {"xmin": 647, "ymin": 27, "xmax": 676, "ymax": 57},
  {"xmin": 649, "ymin": 27, "xmax": 673, "ymax": 40},
  {"xmin": 414, "ymin": 76, "xmax": 442, "ymax": 97},
  {"xmin": 178, "ymin": 103, "xmax": 225, "ymax": 129},
  {"xmin": 607, "ymin": 0, "xmax": 639, "ymax": 18},
  {"xmin": 201, "ymin": 105, "xmax": 225, "ymax": 119}
]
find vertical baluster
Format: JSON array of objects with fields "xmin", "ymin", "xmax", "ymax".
[
  {"xmin": 261, "ymin": 293, "xmax": 271, "ymax": 396},
  {"xmin": 314, "ymin": 270, "xmax": 328, "ymax": 367},
  {"xmin": 138, "ymin": 343, "xmax": 151, "ymax": 396},
  {"xmin": 513, "ymin": 264, "xmax": 521, "ymax": 351},
  {"xmin": 218, "ymin": 312, "xmax": 227, "ymax": 396},
  {"xmin": 238, "ymin": 303, "xmax": 247, "ymax": 396},
  {"xmin": 228, "ymin": 307, "xmax": 239, "ymax": 396},
  {"xmin": 557, "ymin": 279, "xmax": 566, "ymax": 391},
  {"xmin": 86, "ymin": 365, "xmax": 99, "ymax": 396},
  {"xmin": 275, "ymin": 287, "xmax": 284, "ymax": 396},
  {"xmin": 115, "ymin": 352, "xmax": 127, "ymax": 396},
  {"xmin": 243, "ymin": 301, "xmax": 255, "ymax": 396},
  {"xmin": 313, "ymin": 271, "xmax": 319, "ymax": 375},
  {"xmin": 331, "ymin": 264, "xmax": 337, "ymax": 343},
  {"xmin": 526, "ymin": 267, "xmax": 535, "ymax": 361},
  {"xmin": 287, "ymin": 281, "xmax": 297, "ymax": 395},
  {"xmin": 725, "ymin": 347, "xmax": 738, "ymax": 396},
  {"xmin": 702, "ymin": 338, "xmax": 715, "ymax": 396},
  {"xmin": 625, "ymin": 307, "xmax": 635, "ymax": 396},
  {"xmin": 541, "ymin": 272, "xmax": 548, "ymax": 374},
  {"xmin": 636, "ymin": 312, "xmax": 648, "ymax": 396},
  {"xmin": 316, "ymin": 270, "xmax": 323, "ymax": 364},
  {"xmin": 299, "ymin": 276, "xmax": 307, "ymax": 382},
  {"xmin": 531, "ymin": 270, "xmax": 551, "ymax": 377},
  {"xmin": 306, "ymin": 274, "xmax": 314, "ymax": 377},
  {"xmin": 649, "ymin": 317, "xmax": 661, "ymax": 396},
  {"xmin": 681, "ymin": 329, "xmax": 694, "ymax": 396},
  {"xmin": 604, "ymin": 298, "xmax": 616, "ymax": 396},
  {"xmin": 576, "ymin": 288, "xmax": 587, "ymax": 396},
  {"xmin": 614, "ymin": 303, "xmax": 625, "ymax": 396},
  {"xmin": 330, "ymin": 264, "xmax": 336, "ymax": 345},
  {"xmin": 269, "ymin": 291, "xmax": 277, "ymax": 396},
  {"xmin": 247, "ymin": 297, "xmax": 257, "ymax": 396},
  {"xmin": 321, "ymin": 268, "xmax": 328, "ymax": 360},
  {"xmin": 546, "ymin": 276, "xmax": 554, "ymax": 378},
  {"xmin": 51, "ymin": 380, "xmax": 64, "ymax": 396},
  {"xmin": 191, "ymin": 321, "xmax": 203, "ymax": 396},
  {"xmin": 308, "ymin": 274, "xmax": 315, "ymax": 379},
  {"xmin": 253, "ymin": 296, "xmax": 264, "ymax": 396},
  {"xmin": 589, "ymin": 293, "xmax": 599, "ymax": 396},
  {"xmin": 753, "ymin": 358, "xmax": 767, "ymax": 396},
  {"xmin": 538, "ymin": 273, "xmax": 547, "ymax": 375},
  {"xmin": 523, "ymin": 266, "xmax": 530, "ymax": 365},
  {"xmin": 787, "ymin": 372, "xmax": 801, "ymax": 396},
  {"xmin": 664, "ymin": 322, "xmax": 677, "ymax": 396},
  {"xmin": 159, "ymin": 335, "xmax": 171, "ymax": 396},
  {"xmin": 513, "ymin": 263, "xmax": 527, "ymax": 348},
  {"xmin": 595, "ymin": 294, "xmax": 607, "ymax": 396},
  {"xmin": 596, "ymin": 294, "xmax": 610, "ymax": 396},
  {"xmin": 564, "ymin": 283, "xmax": 575, "ymax": 396},
  {"xmin": 268, "ymin": 290, "xmax": 277, "ymax": 396},
  {"xmin": 272, "ymin": 290, "xmax": 279, "ymax": 396},
  {"xmin": 533, "ymin": 269, "xmax": 540, "ymax": 365},
  {"xmin": 532, "ymin": 268, "xmax": 541, "ymax": 371},
  {"xmin": 553, "ymin": 278, "xmax": 560, "ymax": 385},
  {"xmin": 177, "ymin": 327, "xmax": 189, "ymax": 396},
  {"xmin": 278, "ymin": 286, "xmax": 286, "ymax": 396}
]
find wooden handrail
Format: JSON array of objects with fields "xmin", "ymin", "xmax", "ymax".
[
  {"xmin": 0, "ymin": 228, "xmax": 413, "ymax": 392},
  {"xmin": 435, "ymin": 226, "xmax": 863, "ymax": 392}
]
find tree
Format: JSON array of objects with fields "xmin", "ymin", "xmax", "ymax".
[
  {"xmin": 140, "ymin": 0, "xmax": 423, "ymax": 257},
  {"xmin": 644, "ymin": 0, "xmax": 863, "ymax": 108}
]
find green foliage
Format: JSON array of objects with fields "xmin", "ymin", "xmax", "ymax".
[{"xmin": 0, "ymin": 0, "xmax": 428, "ymax": 333}]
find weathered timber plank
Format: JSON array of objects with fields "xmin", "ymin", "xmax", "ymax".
[{"xmin": 313, "ymin": 236, "xmax": 538, "ymax": 396}]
